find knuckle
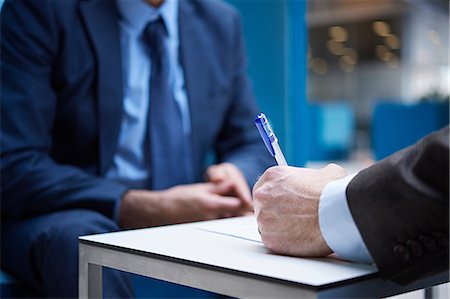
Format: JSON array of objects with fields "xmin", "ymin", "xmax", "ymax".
[
  {"xmin": 252, "ymin": 185, "xmax": 272, "ymax": 203},
  {"xmin": 252, "ymin": 181, "xmax": 261, "ymax": 195},
  {"xmin": 264, "ymin": 166, "xmax": 282, "ymax": 181},
  {"xmin": 223, "ymin": 162, "xmax": 235, "ymax": 170}
]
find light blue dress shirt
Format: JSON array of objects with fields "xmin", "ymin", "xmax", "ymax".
[
  {"xmin": 319, "ymin": 173, "xmax": 375, "ymax": 264},
  {"xmin": 107, "ymin": 0, "xmax": 191, "ymax": 189}
]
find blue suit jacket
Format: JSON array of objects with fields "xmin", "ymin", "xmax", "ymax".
[{"xmin": 1, "ymin": 0, "xmax": 273, "ymax": 221}]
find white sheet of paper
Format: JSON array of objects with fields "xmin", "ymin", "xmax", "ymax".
[{"xmin": 194, "ymin": 215, "xmax": 262, "ymax": 243}]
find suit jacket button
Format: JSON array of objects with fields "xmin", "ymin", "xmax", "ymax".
[
  {"xmin": 432, "ymin": 232, "xmax": 449, "ymax": 247},
  {"xmin": 419, "ymin": 235, "xmax": 437, "ymax": 251},
  {"xmin": 394, "ymin": 245, "xmax": 410, "ymax": 262},
  {"xmin": 406, "ymin": 239, "xmax": 423, "ymax": 256}
]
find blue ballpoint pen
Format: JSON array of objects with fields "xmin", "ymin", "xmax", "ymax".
[{"xmin": 255, "ymin": 113, "xmax": 288, "ymax": 166}]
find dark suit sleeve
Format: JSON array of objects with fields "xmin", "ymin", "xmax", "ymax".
[
  {"xmin": 347, "ymin": 126, "xmax": 449, "ymax": 284},
  {"xmin": 214, "ymin": 11, "xmax": 275, "ymax": 186},
  {"xmin": 0, "ymin": 1, "xmax": 128, "ymax": 220}
]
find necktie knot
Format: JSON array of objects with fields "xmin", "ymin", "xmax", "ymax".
[{"xmin": 143, "ymin": 16, "xmax": 167, "ymax": 59}]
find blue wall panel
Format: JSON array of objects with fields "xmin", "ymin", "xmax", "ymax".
[
  {"xmin": 226, "ymin": 0, "xmax": 308, "ymax": 165},
  {"xmin": 373, "ymin": 102, "xmax": 449, "ymax": 160},
  {"xmin": 286, "ymin": 0, "xmax": 308, "ymax": 166}
]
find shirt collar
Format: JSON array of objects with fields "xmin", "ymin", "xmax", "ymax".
[{"xmin": 116, "ymin": 0, "xmax": 178, "ymax": 37}]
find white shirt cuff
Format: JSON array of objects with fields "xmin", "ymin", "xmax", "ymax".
[{"xmin": 318, "ymin": 173, "xmax": 374, "ymax": 264}]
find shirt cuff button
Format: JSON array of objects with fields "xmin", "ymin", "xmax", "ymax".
[
  {"xmin": 406, "ymin": 239, "xmax": 423, "ymax": 257},
  {"xmin": 394, "ymin": 244, "xmax": 410, "ymax": 262}
]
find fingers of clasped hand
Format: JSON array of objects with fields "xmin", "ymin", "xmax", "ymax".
[
  {"xmin": 119, "ymin": 181, "xmax": 247, "ymax": 229},
  {"xmin": 252, "ymin": 164, "xmax": 347, "ymax": 257},
  {"xmin": 205, "ymin": 162, "xmax": 252, "ymax": 211},
  {"xmin": 166, "ymin": 182, "xmax": 249, "ymax": 221}
]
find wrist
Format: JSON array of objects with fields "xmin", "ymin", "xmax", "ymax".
[
  {"xmin": 118, "ymin": 189, "xmax": 165, "ymax": 229},
  {"xmin": 118, "ymin": 189, "xmax": 139, "ymax": 228}
]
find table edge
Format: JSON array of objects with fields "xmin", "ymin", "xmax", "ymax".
[{"xmin": 79, "ymin": 238, "xmax": 379, "ymax": 290}]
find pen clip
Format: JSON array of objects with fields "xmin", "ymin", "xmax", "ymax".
[{"xmin": 255, "ymin": 113, "xmax": 276, "ymax": 157}]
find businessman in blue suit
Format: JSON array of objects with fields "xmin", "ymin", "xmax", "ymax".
[{"xmin": 0, "ymin": 0, "xmax": 273, "ymax": 297}]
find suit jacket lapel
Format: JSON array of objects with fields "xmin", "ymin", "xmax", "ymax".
[
  {"xmin": 179, "ymin": 0, "xmax": 210, "ymax": 177},
  {"xmin": 80, "ymin": 0, "xmax": 123, "ymax": 175}
]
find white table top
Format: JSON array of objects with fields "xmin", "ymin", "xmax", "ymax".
[{"xmin": 80, "ymin": 216, "xmax": 377, "ymax": 288}]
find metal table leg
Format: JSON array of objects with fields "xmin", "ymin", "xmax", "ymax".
[{"xmin": 79, "ymin": 243, "xmax": 103, "ymax": 299}]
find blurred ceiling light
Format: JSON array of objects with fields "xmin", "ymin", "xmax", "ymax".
[
  {"xmin": 382, "ymin": 52, "xmax": 395, "ymax": 62},
  {"xmin": 329, "ymin": 26, "xmax": 348, "ymax": 42},
  {"xmin": 312, "ymin": 58, "xmax": 328, "ymax": 75},
  {"xmin": 387, "ymin": 54, "xmax": 399, "ymax": 69},
  {"xmin": 342, "ymin": 55, "xmax": 356, "ymax": 65},
  {"xmin": 339, "ymin": 57, "xmax": 354, "ymax": 72},
  {"xmin": 342, "ymin": 48, "xmax": 358, "ymax": 61},
  {"xmin": 385, "ymin": 34, "xmax": 401, "ymax": 49},
  {"xmin": 327, "ymin": 40, "xmax": 345, "ymax": 55},
  {"xmin": 375, "ymin": 45, "xmax": 389, "ymax": 60},
  {"xmin": 373, "ymin": 21, "xmax": 390, "ymax": 37},
  {"xmin": 382, "ymin": 52, "xmax": 394, "ymax": 62},
  {"xmin": 428, "ymin": 30, "xmax": 441, "ymax": 45}
]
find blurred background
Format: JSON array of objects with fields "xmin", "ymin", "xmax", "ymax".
[
  {"xmin": 0, "ymin": 0, "xmax": 448, "ymax": 298},
  {"xmin": 229, "ymin": 0, "xmax": 449, "ymax": 171},
  {"xmin": 307, "ymin": 0, "xmax": 449, "ymax": 163}
]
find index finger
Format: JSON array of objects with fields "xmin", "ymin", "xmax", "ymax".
[
  {"xmin": 211, "ymin": 179, "xmax": 252, "ymax": 209},
  {"xmin": 230, "ymin": 174, "xmax": 252, "ymax": 207},
  {"xmin": 221, "ymin": 165, "xmax": 252, "ymax": 207}
]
